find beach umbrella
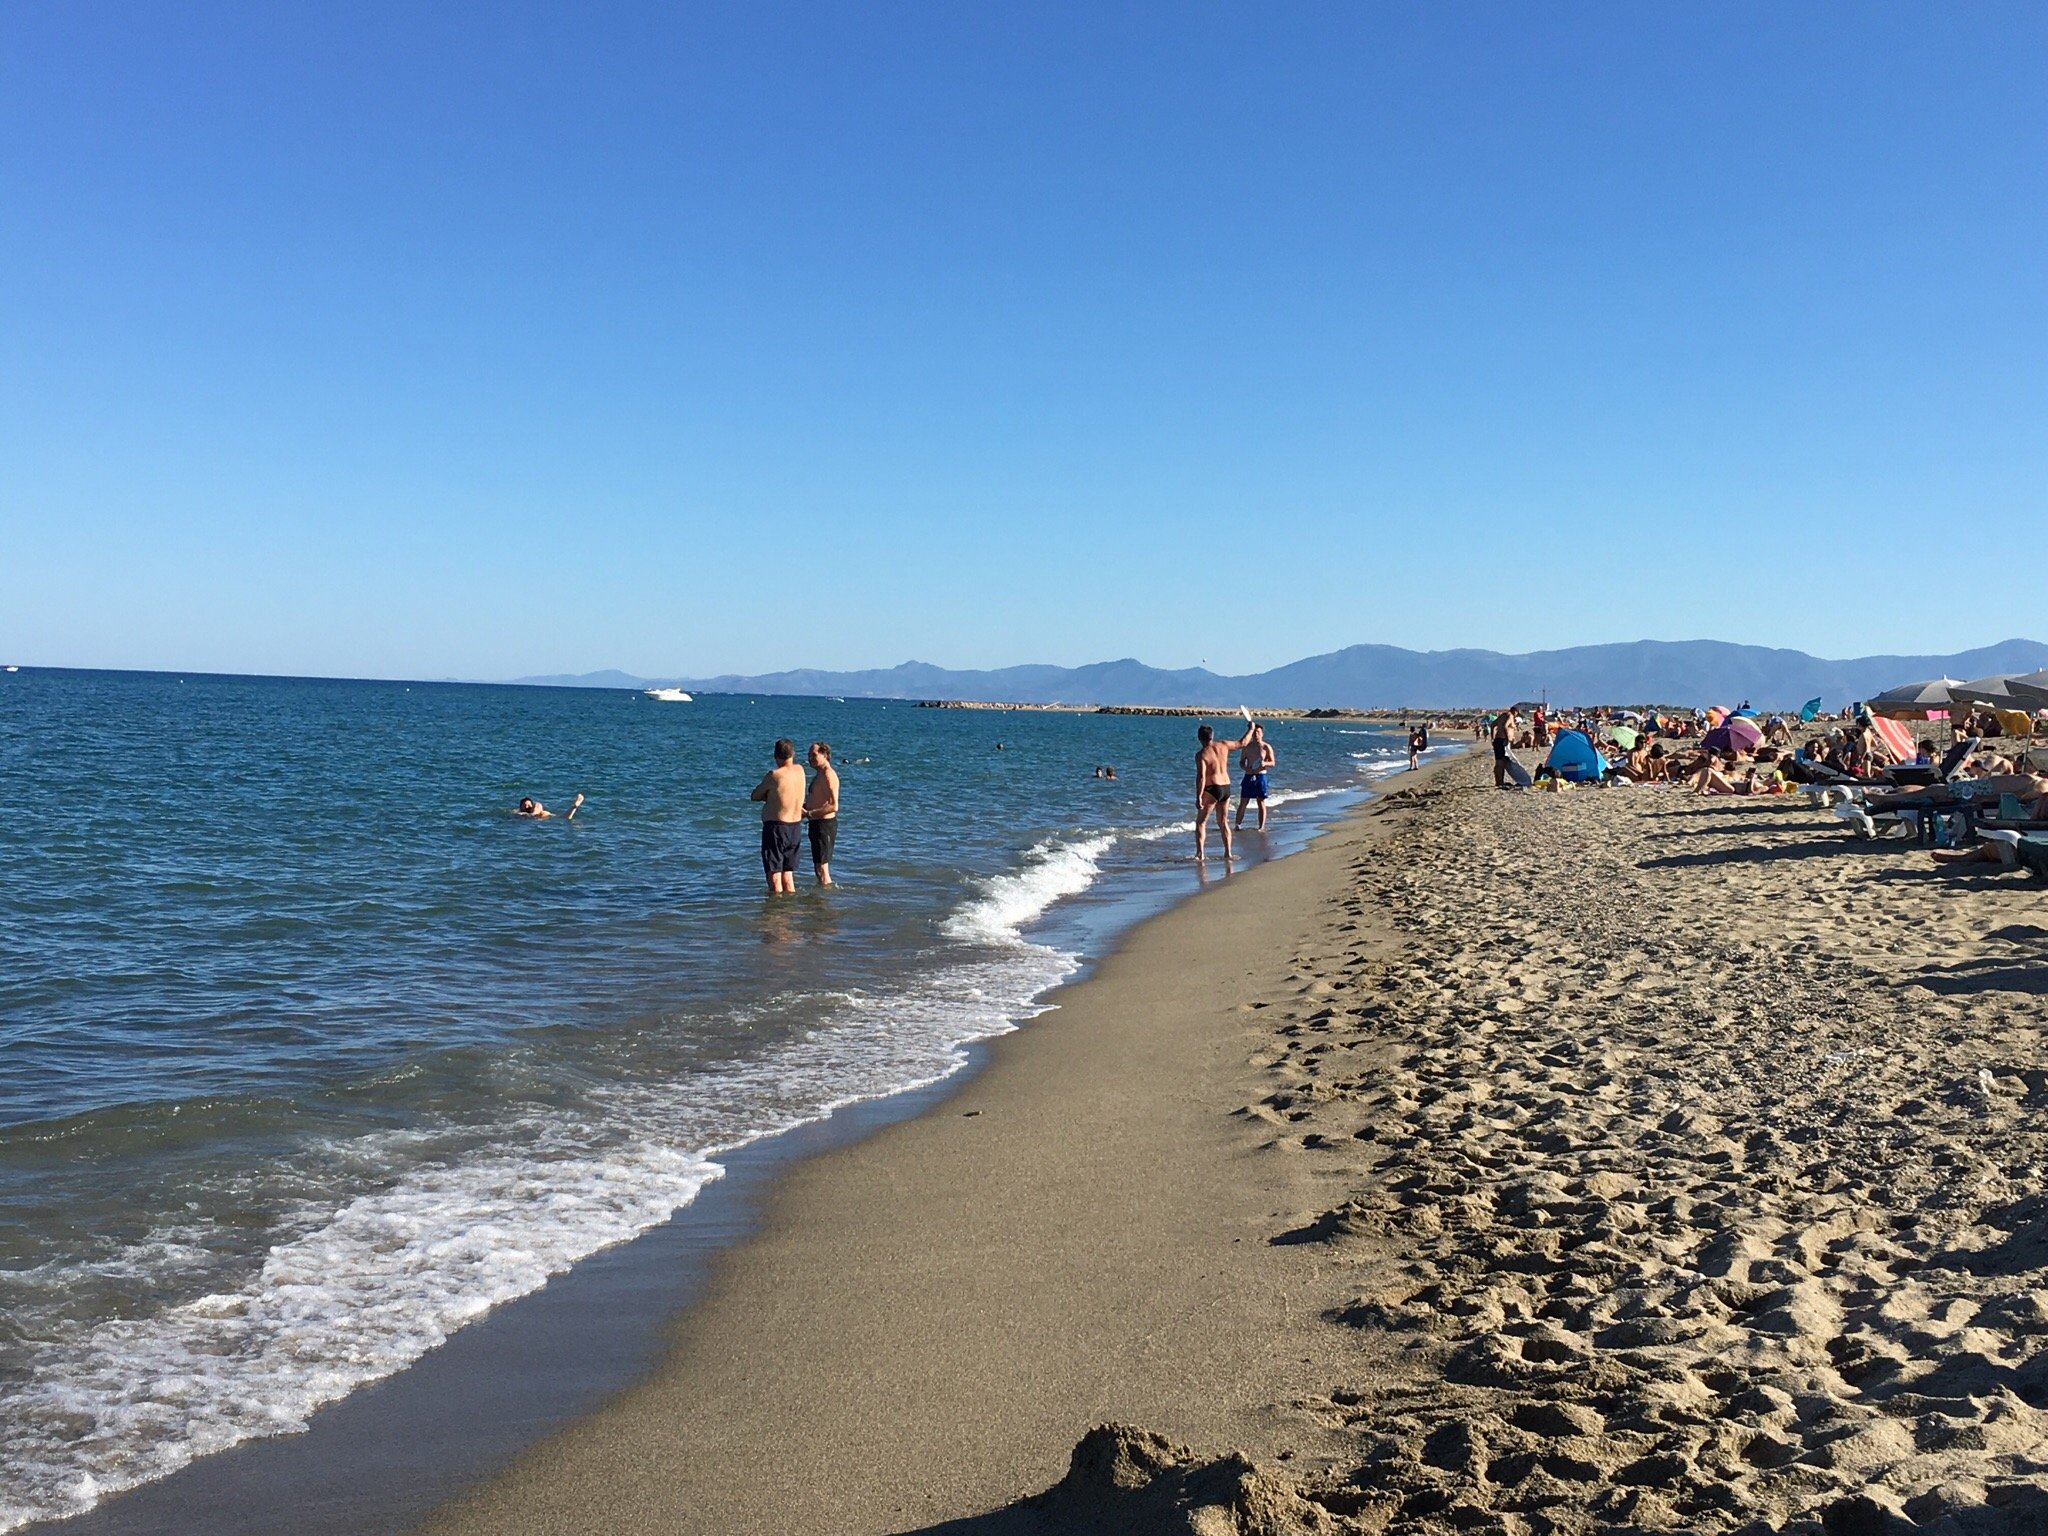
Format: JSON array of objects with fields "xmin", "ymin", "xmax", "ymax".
[
  {"xmin": 1966, "ymin": 670, "xmax": 2048, "ymax": 711},
  {"xmin": 1951, "ymin": 675, "xmax": 2029, "ymax": 710},
  {"xmin": 1605, "ymin": 725, "xmax": 1639, "ymax": 750},
  {"xmin": 1867, "ymin": 677, "xmax": 1961, "ymax": 718},
  {"xmin": 1701, "ymin": 717, "xmax": 1765, "ymax": 754}
]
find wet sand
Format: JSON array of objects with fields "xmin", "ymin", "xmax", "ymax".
[{"xmin": 419, "ymin": 751, "xmax": 2048, "ymax": 1534}]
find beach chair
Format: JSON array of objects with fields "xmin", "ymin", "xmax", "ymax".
[
  {"xmin": 1876, "ymin": 737, "xmax": 1979, "ymax": 789},
  {"xmin": 1975, "ymin": 793, "xmax": 2048, "ymax": 836},
  {"xmin": 1868, "ymin": 715, "xmax": 1919, "ymax": 770},
  {"xmin": 2020, "ymin": 835, "xmax": 2048, "ymax": 881},
  {"xmin": 1970, "ymin": 829, "xmax": 2048, "ymax": 878}
]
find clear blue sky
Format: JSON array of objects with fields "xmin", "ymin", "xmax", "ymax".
[{"xmin": 4, "ymin": 4, "xmax": 2043, "ymax": 679}]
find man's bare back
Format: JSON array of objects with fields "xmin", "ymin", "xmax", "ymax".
[{"xmin": 755, "ymin": 764, "xmax": 806, "ymax": 822}]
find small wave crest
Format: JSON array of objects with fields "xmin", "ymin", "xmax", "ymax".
[{"xmin": 939, "ymin": 834, "xmax": 1116, "ymax": 945}]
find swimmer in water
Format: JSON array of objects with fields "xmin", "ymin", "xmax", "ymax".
[{"xmin": 516, "ymin": 793, "xmax": 583, "ymax": 820}]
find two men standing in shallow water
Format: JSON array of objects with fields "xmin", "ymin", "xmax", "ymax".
[{"xmin": 752, "ymin": 739, "xmax": 838, "ymax": 894}]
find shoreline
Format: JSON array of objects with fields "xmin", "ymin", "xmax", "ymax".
[
  {"xmin": 411, "ymin": 750, "xmax": 1475, "ymax": 1535},
  {"xmin": 35, "ymin": 756, "xmax": 1453, "ymax": 1536},
  {"xmin": 413, "ymin": 748, "xmax": 2048, "ymax": 1533}
]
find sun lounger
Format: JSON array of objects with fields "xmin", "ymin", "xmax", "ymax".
[
  {"xmin": 1868, "ymin": 714, "xmax": 1919, "ymax": 768},
  {"xmin": 2019, "ymin": 835, "xmax": 2048, "ymax": 881},
  {"xmin": 1973, "ymin": 792, "xmax": 2048, "ymax": 837},
  {"xmin": 1875, "ymin": 737, "xmax": 1979, "ymax": 788}
]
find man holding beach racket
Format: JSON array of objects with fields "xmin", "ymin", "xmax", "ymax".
[
  {"xmin": 1234, "ymin": 724, "xmax": 1276, "ymax": 832},
  {"xmin": 1194, "ymin": 711, "xmax": 1258, "ymax": 861}
]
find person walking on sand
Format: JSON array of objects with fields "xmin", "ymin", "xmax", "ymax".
[
  {"xmin": 1492, "ymin": 709, "xmax": 1519, "ymax": 789},
  {"xmin": 751, "ymin": 739, "xmax": 806, "ymax": 894},
  {"xmin": 1233, "ymin": 724, "xmax": 1277, "ymax": 832},
  {"xmin": 1195, "ymin": 718, "xmax": 1256, "ymax": 861},
  {"xmin": 803, "ymin": 740, "xmax": 839, "ymax": 887},
  {"xmin": 1407, "ymin": 722, "xmax": 1426, "ymax": 771}
]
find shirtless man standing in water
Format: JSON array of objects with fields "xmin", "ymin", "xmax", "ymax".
[
  {"xmin": 1233, "ymin": 724, "xmax": 1277, "ymax": 832},
  {"xmin": 1194, "ymin": 718, "xmax": 1257, "ymax": 861},
  {"xmin": 803, "ymin": 741, "xmax": 839, "ymax": 887},
  {"xmin": 751, "ymin": 739, "xmax": 806, "ymax": 894}
]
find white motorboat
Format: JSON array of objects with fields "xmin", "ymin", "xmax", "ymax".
[{"xmin": 643, "ymin": 687, "xmax": 693, "ymax": 702}]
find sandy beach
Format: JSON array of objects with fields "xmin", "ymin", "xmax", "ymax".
[{"xmin": 418, "ymin": 750, "xmax": 2048, "ymax": 1535}]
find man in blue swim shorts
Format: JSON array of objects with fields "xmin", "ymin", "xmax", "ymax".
[{"xmin": 1234, "ymin": 724, "xmax": 1277, "ymax": 832}]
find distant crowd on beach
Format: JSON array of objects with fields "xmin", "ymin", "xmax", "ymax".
[{"xmin": 1477, "ymin": 697, "xmax": 2048, "ymax": 879}]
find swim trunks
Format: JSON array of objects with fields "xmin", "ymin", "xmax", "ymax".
[
  {"xmin": 1239, "ymin": 772, "xmax": 1268, "ymax": 800},
  {"xmin": 1203, "ymin": 784, "xmax": 1230, "ymax": 806},
  {"xmin": 761, "ymin": 820, "xmax": 802, "ymax": 876},
  {"xmin": 807, "ymin": 815, "xmax": 837, "ymax": 869}
]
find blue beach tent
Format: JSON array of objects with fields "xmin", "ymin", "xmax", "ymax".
[{"xmin": 1545, "ymin": 729, "xmax": 1607, "ymax": 784}]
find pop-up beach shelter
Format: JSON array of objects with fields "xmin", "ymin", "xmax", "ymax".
[{"xmin": 1545, "ymin": 729, "xmax": 1606, "ymax": 783}]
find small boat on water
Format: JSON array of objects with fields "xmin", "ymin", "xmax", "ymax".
[
  {"xmin": 643, "ymin": 687, "xmax": 693, "ymax": 702},
  {"xmin": 2, "ymin": 666, "xmax": 16, "ymax": 673}
]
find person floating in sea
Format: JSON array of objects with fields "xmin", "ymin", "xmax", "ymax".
[
  {"xmin": 803, "ymin": 740, "xmax": 838, "ymax": 887},
  {"xmin": 1234, "ymin": 724, "xmax": 1277, "ymax": 832},
  {"xmin": 1194, "ymin": 717, "xmax": 1257, "ymax": 861},
  {"xmin": 751, "ymin": 739, "xmax": 806, "ymax": 894},
  {"xmin": 516, "ymin": 793, "xmax": 583, "ymax": 819}
]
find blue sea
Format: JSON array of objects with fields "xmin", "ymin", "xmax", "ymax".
[{"xmin": 0, "ymin": 669, "xmax": 1445, "ymax": 1527}]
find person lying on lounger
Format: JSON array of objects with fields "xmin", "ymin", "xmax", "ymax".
[
  {"xmin": 1928, "ymin": 808, "xmax": 2047, "ymax": 869},
  {"xmin": 1868, "ymin": 773, "xmax": 2048, "ymax": 811}
]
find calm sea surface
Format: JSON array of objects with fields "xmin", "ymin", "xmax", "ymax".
[{"xmin": 0, "ymin": 669, "xmax": 1444, "ymax": 1527}]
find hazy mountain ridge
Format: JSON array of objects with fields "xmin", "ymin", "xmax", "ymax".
[{"xmin": 513, "ymin": 638, "xmax": 2048, "ymax": 710}]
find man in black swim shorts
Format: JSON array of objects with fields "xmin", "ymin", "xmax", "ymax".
[
  {"xmin": 750, "ymin": 738, "xmax": 807, "ymax": 894},
  {"xmin": 1194, "ymin": 718, "xmax": 1257, "ymax": 862},
  {"xmin": 1492, "ymin": 709, "xmax": 1519, "ymax": 790},
  {"xmin": 803, "ymin": 740, "xmax": 839, "ymax": 886}
]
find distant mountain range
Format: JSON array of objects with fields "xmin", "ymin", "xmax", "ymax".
[{"xmin": 511, "ymin": 638, "xmax": 2048, "ymax": 711}]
